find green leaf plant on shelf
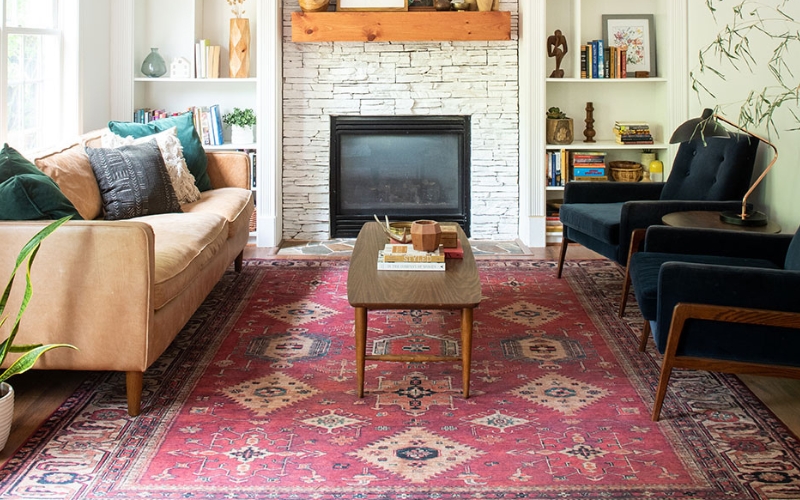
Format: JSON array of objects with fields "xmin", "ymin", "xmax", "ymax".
[{"xmin": 693, "ymin": 0, "xmax": 800, "ymax": 136}]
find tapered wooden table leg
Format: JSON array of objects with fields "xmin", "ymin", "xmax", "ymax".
[
  {"xmin": 461, "ymin": 307, "xmax": 473, "ymax": 399},
  {"xmin": 355, "ymin": 307, "xmax": 367, "ymax": 398}
]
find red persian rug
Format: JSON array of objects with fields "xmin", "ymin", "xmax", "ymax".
[{"xmin": 2, "ymin": 259, "xmax": 799, "ymax": 499}]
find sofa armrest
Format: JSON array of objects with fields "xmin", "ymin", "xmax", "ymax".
[
  {"xmin": 643, "ymin": 226, "xmax": 792, "ymax": 266},
  {"xmin": 563, "ymin": 181, "xmax": 664, "ymax": 204},
  {"xmin": 205, "ymin": 151, "xmax": 251, "ymax": 190},
  {"xmin": 0, "ymin": 220, "xmax": 156, "ymax": 372}
]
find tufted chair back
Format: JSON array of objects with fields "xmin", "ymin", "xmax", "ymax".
[{"xmin": 660, "ymin": 132, "xmax": 759, "ymax": 201}]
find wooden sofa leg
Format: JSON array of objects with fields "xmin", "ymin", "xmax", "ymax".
[
  {"xmin": 638, "ymin": 321, "xmax": 651, "ymax": 352},
  {"xmin": 126, "ymin": 371, "xmax": 143, "ymax": 417},
  {"xmin": 556, "ymin": 237, "xmax": 570, "ymax": 278},
  {"xmin": 235, "ymin": 250, "xmax": 244, "ymax": 272}
]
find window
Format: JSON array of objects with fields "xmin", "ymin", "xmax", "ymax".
[{"xmin": 1, "ymin": 0, "xmax": 62, "ymax": 151}]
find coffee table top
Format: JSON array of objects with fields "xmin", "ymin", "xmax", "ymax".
[{"xmin": 347, "ymin": 222, "xmax": 482, "ymax": 310}]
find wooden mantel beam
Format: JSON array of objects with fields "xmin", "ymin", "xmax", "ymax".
[{"xmin": 291, "ymin": 11, "xmax": 511, "ymax": 43}]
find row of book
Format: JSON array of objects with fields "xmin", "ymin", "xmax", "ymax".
[
  {"xmin": 614, "ymin": 121, "xmax": 654, "ymax": 145},
  {"xmin": 546, "ymin": 151, "xmax": 609, "ymax": 186},
  {"xmin": 195, "ymin": 40, "xmax": 221, "ymax": 79},
  {"xmin": 133, "ymin": 109, "xmax": 182, "ymax": 124},
  {"xmin": 191, "ymin": 105, "xmax": 225, "ymax": 146},
  {"xmin": 580, "ymin": 40, "xmax": 628, "ymax": 79}
]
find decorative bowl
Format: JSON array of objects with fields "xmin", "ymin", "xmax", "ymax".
[
  {"xmin": 609, "ymin": 161, "xmax": 643, "ymax": 182},
  {"xmin": 298, "ymin": 0, "xmax": 329, "ymax": 12},
  {"xmin": 451, "ymin": 2, "xmax": 469, "ymax": 10}
]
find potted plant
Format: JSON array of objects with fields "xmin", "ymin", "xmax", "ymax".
[
  {"xmin": 0, "ymin": 216, "xmax": 78, "ymax": 451},
  {"xmin": 546, "ymin": 106, "xmax": 574, "ymax": 145},
  {"xmin": 222, "ymin": 107, "xmax": 256, "ymax": 145}
]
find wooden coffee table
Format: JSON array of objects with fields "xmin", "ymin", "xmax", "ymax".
[{"xmin": 347, "ymin": 222, "xmax": 482, "ymax": 398}]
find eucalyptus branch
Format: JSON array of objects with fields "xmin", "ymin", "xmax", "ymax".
[{"xmin": 692, "ymin": 0, "xmax": 800, "ymax": 136}]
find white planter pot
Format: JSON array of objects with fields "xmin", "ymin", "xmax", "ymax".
[
  {"xmin": 0, "ymin": 382, "xmax": 14, "ymax": 451},
  {"xmin": 230, "ymin": 125, "xmax": 254, "ymax": 145}
]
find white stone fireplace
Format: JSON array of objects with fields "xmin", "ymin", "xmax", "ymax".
[{"xmin": 281, "ymin": 0, "xmax": 520, "ymax": 241}]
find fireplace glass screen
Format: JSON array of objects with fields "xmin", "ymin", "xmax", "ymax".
[{"xmin": 330, "ymin": 116, "xmax": 470, "ymax": 237}]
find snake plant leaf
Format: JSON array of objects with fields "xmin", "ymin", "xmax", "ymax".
[{"xmin": 0, "ymin": 344, "xmax": 77, "ymax": 385}]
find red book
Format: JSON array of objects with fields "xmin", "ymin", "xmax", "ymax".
[{"xmin": 444, "ymin": 240, "xmax": 464, "ymax": 259}]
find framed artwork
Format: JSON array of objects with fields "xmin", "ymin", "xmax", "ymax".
[
  {"xmin": 337, "ymin": 0, "xmax": 408, "ymax": 11},
  {"xmin": 408, "ymin": 0, "xmax": 434, "ymax": 10},
  {"xmin": 602, "ymin": 14, "xmax": 657, "ymax": 77}
]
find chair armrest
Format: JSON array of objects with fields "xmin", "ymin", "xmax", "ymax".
[
  {"xmin": 563, "ymin": 181, "xmax": 663, "ymax": 204},
  {"xmin": 657, "ymin": 263, "xmax": 800, "ymax": 329},
  {"xmin": 205, "ymin": 151, "xmax": 251, "ymax": 190},
  {"xmin": 643, "ymin": 226, "xmax": 792, "ymax": 266}
]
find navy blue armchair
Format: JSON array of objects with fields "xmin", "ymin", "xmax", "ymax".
[
  {"xmin": 556, "ymin": 132, "xmax": 760, "ymax": 315},
  {"xmin": 629, "ymin": 225, "xmax": 800, "ymax": 421}
]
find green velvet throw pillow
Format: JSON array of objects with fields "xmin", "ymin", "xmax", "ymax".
[
  {"xmin": 107, "ymin": 112, "xmax": 211, "ymax": 192},
  {"xmin": 0, "ymin": 144, "xmax": 83, "ymax": 221}
]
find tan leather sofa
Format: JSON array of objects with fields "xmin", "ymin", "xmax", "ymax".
[{"xmin": 0, "ymin": 130, "xmax": 254, "ymax": 416}]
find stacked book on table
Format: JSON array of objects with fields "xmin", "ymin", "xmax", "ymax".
[
  {"xmin": 377, "ymin": 244, "xmax": 445, "ymax": 271},
  {"xmin": 571, "ymin": 151, "xmax": 607, "ymax": 181},
  {"xmin": 614, "ymin": 122, "xmax": 654, "ymax": 145}
]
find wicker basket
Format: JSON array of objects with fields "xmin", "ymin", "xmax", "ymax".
[{"xmin": 609, "ymin": 161, "xmax": 643, "ymax": 182}]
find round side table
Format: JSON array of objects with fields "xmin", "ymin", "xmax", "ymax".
[{"xmin": 662, "ymin": 211, "xmax": 781, "ymax": 234}]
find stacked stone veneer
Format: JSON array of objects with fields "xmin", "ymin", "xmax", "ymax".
[{"xmin": 282, "ymin": 1, "xmax": 520, "ymax": 240}]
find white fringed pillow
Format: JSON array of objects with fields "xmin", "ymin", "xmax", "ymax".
[{"xmin": 101, "ymin": 126, "xmax": 202, "ymax": 204}]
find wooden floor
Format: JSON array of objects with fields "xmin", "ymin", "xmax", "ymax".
[{"xmin": 2, "ymin": 242, "xmax": 799, "ymax": 466}]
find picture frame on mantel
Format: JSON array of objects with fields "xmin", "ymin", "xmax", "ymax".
[
  {"xmin": 602, "ymin": 14, "xmax": 657, "ymax": 77},
  {"xmin": 337, "ymin": 0, "xmax": 408, "ymax": 11},
  {"xmin": 408, "ymin": 0, "xmax": 434, "ymax": 10}
]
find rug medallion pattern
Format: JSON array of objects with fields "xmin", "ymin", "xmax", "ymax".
[{"xmin": 1, "ymin": 260, "xmax": 799, "ymax": 499}]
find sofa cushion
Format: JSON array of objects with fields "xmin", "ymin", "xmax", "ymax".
[
  {"xmin": 181, "ymin": 187, "xmax": 253, "ymax": 239},
  {"xmin": 0, "ymin": 174, "xmax": 83, "ymax": 221},
  {"xmin": 32, "ymin": 141, "xmax": 104, "ymax": 220},
  {"xmin": 138, "ymin": 212, "xmax": 230, "ymax": 310},
  {"xmin": 108, "ymin": 112, "xmax": 212, "ymax": 192},
  {"xmin": 0, "ymin": 144, "xmax": 82, "ymax": 220},
  {"xmin": 86, "ymin": 141, "xmax": 182, "ymax": 220},
  {"xmin": 101, "ymin": 127, "xmax": 201, "ymax": 204}
]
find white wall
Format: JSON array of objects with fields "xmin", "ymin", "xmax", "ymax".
[
  {"xmin": 687, "ymin": 1, "xmax": 800, "ymax": 234},
  {"xmin": 78, "ymin": 0, "xmax": 111, "ymax": 132}
]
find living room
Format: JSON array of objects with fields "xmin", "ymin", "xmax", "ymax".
[{"xmin": 1, "ymin": 0, "xmax": 799, "ymax": 498}]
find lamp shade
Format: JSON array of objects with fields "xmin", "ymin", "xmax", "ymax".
[{"xmin": 669, "ymin": 108, "xmax": 730, "ymax": 143}]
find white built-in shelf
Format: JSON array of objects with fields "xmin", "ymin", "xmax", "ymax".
[
  {"xmin": 204, "ymin": 143, "xmax": 257, "ymax": 150},
  {"xmin": 546, "ymin": 77, "xmax": 668, "ymax": 83},
  {"xmin": 545, "ymin": 141, "xmax": 669, "ymax": 151},
  {"xmin": 134, "ymin": 78, "xmax": 257, "ymax": 83}
]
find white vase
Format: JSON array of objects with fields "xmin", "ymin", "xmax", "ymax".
[
  {"xmin": 231, "ymin": 125, "xmax": 254, "ymax": 145},
  {"xmin": 0, "ymin": 383, "xmax": 14, "ymax": 451}
]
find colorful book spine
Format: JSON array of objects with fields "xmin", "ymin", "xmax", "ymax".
[
  {"xmin": 580, "ymin": 45, "xmax": 587, "ymax": 79},
  {"xmin": 596, "ymin": 39, "xmax": 604, "ymax": 79}
]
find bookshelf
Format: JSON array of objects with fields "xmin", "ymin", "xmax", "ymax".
[
  {"xmin": 522, "ymin": 0, "xmax": 688, "ymax": 246},
  {"xmin": 132, "ymin": 0, "xmax": 262, "ymax": 237}
]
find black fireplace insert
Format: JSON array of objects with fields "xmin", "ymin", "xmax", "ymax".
[{"xmin": 330, "ymin": 115, "xmax": 471, "ymax": 238}]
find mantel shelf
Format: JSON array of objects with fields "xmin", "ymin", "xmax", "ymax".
[{"xmin": 291, "ymin": 11, "xmax": 511, "ymax": 43}]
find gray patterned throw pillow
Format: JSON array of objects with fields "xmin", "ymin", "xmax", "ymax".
[{"xmin": 86, "ymin": 140, "xmax": 182, "ymax": 220}]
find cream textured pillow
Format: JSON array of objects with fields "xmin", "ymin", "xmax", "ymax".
[{"xmin": 101, "ymin": 127, "xmax": 201, "ymax": 204}]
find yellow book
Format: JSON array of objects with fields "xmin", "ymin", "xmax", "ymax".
[{"xmin": 381, "ymin": 244, "xmax": 445, "ymax": 263}]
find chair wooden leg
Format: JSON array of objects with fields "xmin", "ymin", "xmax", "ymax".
[
  {"xmin": 619, "ymin": 228, "xmax": 646, "ymax": 317},
  {"xmin": 126, "ymin": 371, "xmax": 143, "ymax": 417},
  {"xmin": 556, "ymin": 236, "xmax": 570, "ymax": 278},
  {"xmin": 638, "ymin": 320, "xmax": 651, "ymax": 352},
  {"xmin": 651, "ymin": 361, "xmax": 673, "ymax": 422}
]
